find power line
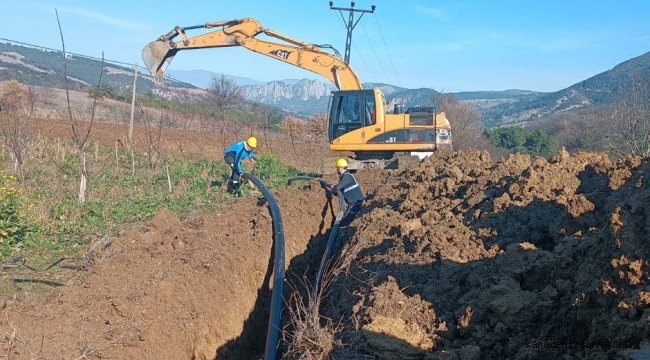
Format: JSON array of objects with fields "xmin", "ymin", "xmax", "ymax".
[
  {"xmin": 328, "ymin": 1, "xmax": 375, "ymax": 64},
  {"xmin": 0, "ymin": 37, "xmax": 137, "ymax": 67},
  {"xmin": 0, "ymin": 37, "xmax": 195, "ymax": 88},
  {"xmin": 330, "ymin": 11, "xmax": 377, "ymax": 83},
  {"xmin": 371, "ymin": 13, "xmax": 402, "ymax": 87},
  {"xmin": 359, "ymin": 21, "xmax": 391, "ymax": 84},
  {"xmin": 351, "ymin": 41, "xmax": 377, "ymax": 83}
]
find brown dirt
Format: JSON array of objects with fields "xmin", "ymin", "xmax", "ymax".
[
  {"xmin": 1, "ymin": 180, "xmax": 343, "ymax": 360},
  {"xmin": 1, "ymin": 91, "xmax": 650, "ymax": 359},
  {"xmin": 323, "ymin": 148, "xmax": 650, "ymax": 359}
]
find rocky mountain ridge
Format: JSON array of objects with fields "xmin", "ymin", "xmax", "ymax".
[{"xmin": 2, "ymin": 41, "xmax": 648, "ymax": 127}]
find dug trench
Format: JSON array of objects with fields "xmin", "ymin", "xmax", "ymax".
[
  {"xmin": 0, "ymin": 169, "xmax": 388, "ymax": 359},
  {"xmin": 3, "ymin": 149, "xmax": 650, "ymax": 359}
]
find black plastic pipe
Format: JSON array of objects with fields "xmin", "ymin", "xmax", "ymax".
[
  {"xmin": 287, "ymin": 176, "xmax": 346, "ymax": 309},
  {"xmin": 287, "ymin": 175, "xmax": 332, "ymax": 189},
  {"xmin": 242, "ymin": 173, "xmax": 285, "ymax": 360}
]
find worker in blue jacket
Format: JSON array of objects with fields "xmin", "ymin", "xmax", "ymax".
[
  {"xmin": 331, "ymin": 158, "xmax": 364, "ymax": 227},
  {"xmin": 224, "ymin": 136, "xmax": 257, "ymax": 193}
]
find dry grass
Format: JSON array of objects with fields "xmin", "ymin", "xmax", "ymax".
[
  {"xmin": 282, "ymin": 234, "xmax": 367, "ymax": 359},
  {"xmin": 282, "ymin": 287, "xmax": 341, "ymax": 360}
]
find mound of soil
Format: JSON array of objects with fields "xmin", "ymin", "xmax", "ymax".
[
  {"xmin": 323, "ymin": 148, "xmax": 650, "ymax": 359},
  {"xmin": 2, "ymin": 147, "xmax": 650, "ymax": 360}
]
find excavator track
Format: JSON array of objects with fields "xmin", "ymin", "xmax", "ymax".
[
  {"xmin": 344, "ymin": 153, "xmax": 426, "ymax": 171},
  {"xmin": 395, "ymin": 153, "xmax": 423, "ymax": 170}
]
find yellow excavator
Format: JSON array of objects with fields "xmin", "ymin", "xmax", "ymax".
[{"xmin": 142, "ymin": 18, "xmax": 452, "ymax": 169}]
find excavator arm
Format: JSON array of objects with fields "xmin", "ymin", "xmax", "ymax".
[{"xmin": 142, "ymin": 18, "xmax": 362, "ymax": 91}]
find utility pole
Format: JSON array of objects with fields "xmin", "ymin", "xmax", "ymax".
[
  {"xmin": 329, "ymin": 1, "xmax": 375, "ymax": 64},
  {"xmin": 129, "ymin": 64, "xmax": 138, "ymax": 176},
  {"xmin": 129, "ymin": 63, "xmax": 138, "ymax": 148}
]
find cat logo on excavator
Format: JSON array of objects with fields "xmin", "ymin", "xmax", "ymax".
[{"xmin": 269, "ymin": 49, "xmax": 292, "ymax": 59}]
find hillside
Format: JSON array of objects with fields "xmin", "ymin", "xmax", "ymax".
[
  {"xmin": 2, "ymin": 40, "xmax": 650, "ymax": 128},
  {"xmin": 0, "ymin": 42, "xmax": 191, "ymax": 96},
  {"xmin": 482, "ymin": 51, "xmax": 650, "ymax": 127}
]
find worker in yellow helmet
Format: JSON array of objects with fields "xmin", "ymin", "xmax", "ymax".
[
  {"xmin": 331, "ymin": 158, "xmax": 364, "ymax": 227},
  {"xmin": 224, "ymin": 136, "xmax": 257, "ymax": 193}
]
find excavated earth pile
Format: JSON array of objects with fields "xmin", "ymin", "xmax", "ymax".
[
  {"xmin": 323, "ymin": 148, "xmax": 650, "ymax": 359},
  {"xmin": 2, "ymin": 147, "xmax": 650, "ymax": 360}
]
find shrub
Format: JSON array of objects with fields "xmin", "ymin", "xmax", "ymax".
[
  {"xmin": 0, "ymin": 170, "xmax": 39, "ymax": 256},
  {"xmin": 252, "ymin": 153, "xmax": 300, "ymax": 189}
]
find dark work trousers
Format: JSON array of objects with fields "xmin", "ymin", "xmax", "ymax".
[
  {"xmin": 340, "ymin": 201, "xmax": 363, "ymax": 227},
  {"xmin": 224, "ymin": 153, "xmax": 241, "ymax": 183},
  {"xmin": 224, "ymin": 153, "xmax": 241, "ymax": 193}
]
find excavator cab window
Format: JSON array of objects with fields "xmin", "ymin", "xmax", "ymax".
[
  {"xmin": 363, "ymin": 93, "xmax": 376, "ymax": 126},
  {"xmin": 329, "ymin": 92, "xmax": 362, "ymax": 140}
]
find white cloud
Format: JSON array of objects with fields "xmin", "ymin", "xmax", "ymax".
[
  {"xmin": 20, "ymin": 2, "xmax": 145, "ymax": 31},
  {"xmin": 534, "ymin": 31, "xmax": 596, "ymax": 53},
  {"xmin": 415, "ymin": 6, "xmax": 446, "ymax": 21},
  {"xmin": 59, "ymin": 7, "xmax": 145, "ymax": 31}
]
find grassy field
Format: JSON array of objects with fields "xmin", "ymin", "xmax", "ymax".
[{"xmin": 0, "ymin": 136, "xmax": 303, "ymax": 270}]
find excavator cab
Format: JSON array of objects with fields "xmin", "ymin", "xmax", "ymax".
[{"xmin": 329, "ymin": 90, "xmax": 378, "ymax": 141}]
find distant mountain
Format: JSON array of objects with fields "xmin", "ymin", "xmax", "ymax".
[
  {"xmin": 277, "ymin": 79, "xmax": 304, "ymax": 85},
  {"xmin": 3, "ymin": 40, "xmax": 649, "ymax": 129},
  {"xmin": 240, "ymin": 79, "xmax": 337, "ymax": 115},
  {"xmin": 237, "ymin": 81, "xmax": 541, "ymax": 118},
  {"xmin": 454, "ymin": 89, "xmax": 542, "ymax": 101},
  {"xmin": 166, "ymin": 69, "xmax": 262, "ymax": 88},
  {"xmin": 362, "ymin": 83, "xmax": 408, "ymax": 97},
  {"xmin": 480, "ymin": 51, "xmax": 650, "ymax": 127},
  {"xmin": 0, "ymin": 42, "xmax": 191, "ymax": 96}
]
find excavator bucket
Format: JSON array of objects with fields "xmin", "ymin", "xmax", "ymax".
[{"xmin": 142, "ymin": 40, "xmax": 177, "ymax": 81}]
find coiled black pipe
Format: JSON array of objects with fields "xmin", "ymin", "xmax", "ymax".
[
  {"xmin": 287, "ymin": 176, "xmax": 346, "ymax": 310},
  {"xmin": 241, "ymin": 173, "xmax": 285, "ymax": 360}
]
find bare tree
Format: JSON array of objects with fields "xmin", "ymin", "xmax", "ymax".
[
  {"xmin": 308, "ymin": 113, "xmax": 329, "ymax": 174},
  {"xmin": 247, "ymin": 103, "xmax": 268, "ymax": 150},
  {"xmin": 436, "ymin": 94, "xmax": 484, "ymax": 150},
  {"xmin": 207, "ymin": 74, "xmax": 244, "ymax": 149},
  {"xmin": 0, "ymin": 80, "xmax": 36, "ymax": 184},
  {"xmin": 281, "ymin": 115, "xmax": 326, "ymax": 171},
  {"xmin": 594, "ymin": 71, "xmax": 650, "ymax": 157},
  {"xmin": 140, "ymin": 104, "xmax": 165, "ymax": 170},
  {"xmin": 56, "ymin": 10, "xmax": 100, "ymax": 203}
]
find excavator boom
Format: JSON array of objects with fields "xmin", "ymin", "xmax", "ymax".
[
  {"xmin": 142, "ymin": 18, "xmax": 362, "ymax": 91},
  {"xmin": 143, "ymin": 17, "xmax": 453, "ymax": 169}
]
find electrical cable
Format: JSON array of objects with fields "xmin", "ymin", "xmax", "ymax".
[
  {"xmin": 359, "ymin": 21, "xmax": 391, "ymax": 84},
  {"xmin": 0, "ymin": 37, "xmax": 196, "ymax": 88},
  {"xmin": 371, "ymin": 13, "xmax": 402, "ymax": 87}
]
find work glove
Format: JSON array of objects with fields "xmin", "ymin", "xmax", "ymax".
[{"xmin": 319, "ymin": 180, "xmax": 332, "ymax": 190}]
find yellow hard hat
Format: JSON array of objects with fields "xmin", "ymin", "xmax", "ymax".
[
  {"xmin": 336, "ymin": 158, "xmax": 348, "ymax": 168},
  {"xmin": 246, "ymin": 136, "xmax": 258, "ymax": 148}
]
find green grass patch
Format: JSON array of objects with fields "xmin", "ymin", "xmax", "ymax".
[
  {"xmin": 0, "ymin": 140, "xmax": 296, "ymax": 267},
  {"xmin": 252, "ymin": 153, "xmax": 301, "ymax": 189}
]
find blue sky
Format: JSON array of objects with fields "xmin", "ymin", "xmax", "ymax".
[{"xmin": 1, "ymin": 0, "xmax": 649, "ymax": 92}]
